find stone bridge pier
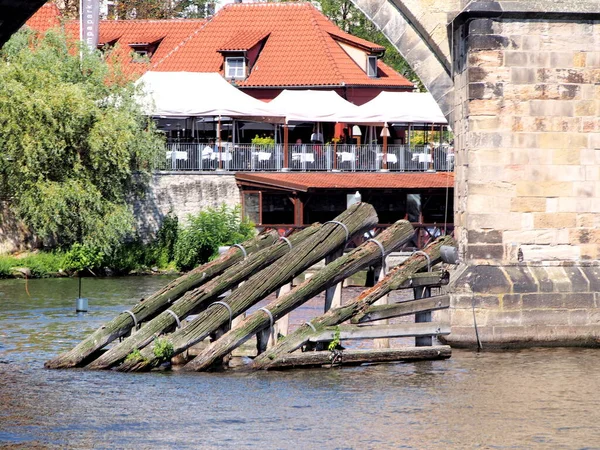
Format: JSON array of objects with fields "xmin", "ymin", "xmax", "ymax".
[{"xmin": 355, "ymin": 0, "xmax": 600, "ymax": 346}]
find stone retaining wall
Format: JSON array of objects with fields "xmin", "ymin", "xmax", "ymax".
[
  {"xmin": 132, "ymin": 173, "xmax": 240, "ymax": 238},
  {"xmin": 443, "ymin": 263, "xmax": 600, "ymax": 347}
]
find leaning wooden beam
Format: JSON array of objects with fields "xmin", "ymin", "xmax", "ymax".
[
  {"xmin": 252, "ymin": 235, "xmax": 455, "ymax": 370},
  {"xmin": 184, "ymin": 220, "xmax": 414, "ymax": 372},
  {"xmin": 351, "ymin": 294, "xmax": 450, "ymax": 324},
  {"xmin": 86, "ymin": 224, "xmax": 321, "ymax": 370},
  {"xmin": 44, "ymin": 230, "xmax": 279, "ymax": 369},
  {"xmin": 265, "ymin": 346, "xmax": 452, "ymax": 370},
  {"xmin": 116, "ymin": 202, "xmax": 379, "ymax": 372},
  {"xmin": 307, "ymin": 322, "xmax": 450, "ymax": 342}
]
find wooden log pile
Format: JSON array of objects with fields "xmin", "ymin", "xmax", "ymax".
[
  {"xmin": 116, "ymin": 202, "xmax": 378, "ymax": 372},
  {"xmin": 184, "ymin": 220, "xmax": 414, "ymax": 371},
  {"xmin": 44, "ymin": 230, "xmax": 279, "ymax": 369},
  {"xmin": 252, "ymin": 235, "xmax": 455, "ymax": 370},
  {"xmin": 45, "ymin": 202, "xmax": 458, "ymax": 373}
]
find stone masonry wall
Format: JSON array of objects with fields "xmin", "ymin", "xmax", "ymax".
[
  {"xmin": 0, "ymin": 174, "xmax": 241, "ymax": 252},
  {"xmin": 446, "ymin": 16, "xmax": 600, "ymax": 347},
  {"xmin": 132, "ymin": 173, "xmax": 240, "ymax": 239},
  {"xmin": 455, "ymin": 17, "xmax": 600, "ymax": 265}
]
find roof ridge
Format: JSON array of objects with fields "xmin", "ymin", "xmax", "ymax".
[
  {"xmin": 151, "ymin": 15, "xmax": 214, "ymax": 70},
  {"xmin": 307, "ymin": 7, "xmax": 344, "ymax": 83}
]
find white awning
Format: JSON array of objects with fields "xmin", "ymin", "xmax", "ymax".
[
  {"xmin": 135, "ymin": 71, "xmax": 282, "ymax": 120},
  {"xmin": 348, "ymin": 91, "xmax": 448, "ymax": 124},
  {"xmin": 264, "ymin": 89, "xmax": 361, "ymax": 123}
]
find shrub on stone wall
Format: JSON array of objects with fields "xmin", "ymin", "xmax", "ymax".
[{"xmin": 174, "ymin": 204, "xmax": 254, "ymax": 271}]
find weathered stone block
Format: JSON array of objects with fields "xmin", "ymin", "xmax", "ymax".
[
  {"xmin": 511, "ymin": 67, "xmax": 537, "ymax": 84},
  {"xmin": 566, "ymin": 293, "xmax": 596, "ymax": 309},
  {"xmin": 522, "ymin": 309, "xmax": 566, "ymax": 326},
  {"xmin": 487, "ymin": 310, "xmax": 522, "ymax": 326},
  {"xmin": 469, "ymin": 18, "xmax": 494, "ymax": 35},
  {"xmin": 468, "ymin": 50, "xmax": 504, "ymax": 67},
  {"xmin": 516, "ymin": 181, "xmax": 573, "ymax": 197},
  {"xmin": 569, "ymin": 310, "xmax": 590, "ymax": 326},
  {"xmin": 469, "ymin": 34, "xmax": 510, "ymax": 51},
  {"xmin": 470, "ymin": 265, "xmax": 512, "ymax": 294},
  {"xmin": 533, "ymin": 213, "xmax": 576, "ymax": 229},
  {"xmin": 552, "ymin": 148, "xmax": 581, "ymax": 165},
  {"xmin": 529, "ymin": 100, "xmax": 574, "ymax": 117},
  {"xmin": 510, "ymin": 197, "xmax": 546, "ymax": 213},
  {"xmin": 504, "ymin": 266, "xmax": 539, "ymax": 293},
  {"xmin": 502, "ymin": 293, "xmax": 522, "ymax": 310},
  {"xmin": 520, "ymin": 244, "xmax": 581, "ymax": 262},
  {"xmin": 529, "ymin": 267, "xmax": 554, "ymax": 292},
  {"xmin": 504, "ymin": 51, "xmax": 528, "ymax": 67},
  {"xmin": 581, "ymin": 267, "xmax": 600, "ymax": 291},
  {"xmin": 468, "ymin": 229, "xmax": 503, "ymax": 244},
  {"xmin": 468, "ymin": 244, "xmax": 504, "ymax": 261}
]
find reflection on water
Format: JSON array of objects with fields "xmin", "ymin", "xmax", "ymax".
[{"xmin": 1, "ymin": 276, "xmax": 600, "ymax": 449}]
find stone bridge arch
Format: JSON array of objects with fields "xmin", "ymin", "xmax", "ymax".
[{"xmin": 353, "ymin": 0, "xmax": 600, "ymax": 347}]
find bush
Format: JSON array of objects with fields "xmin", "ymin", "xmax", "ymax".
[
  {"xmin": 102, "ymin": 240, "xmax": 150, "ymax": 274},
  {"xmin": 155, "ymin": 211, "xmax": 178, "ymax": 264},
  {"xmin": 63, "ymin": 244, "xmax": 104, "ymax": 273},
  {"xmin": 174, "ymin": 204, "xmax": 254, "ymax": 271}
]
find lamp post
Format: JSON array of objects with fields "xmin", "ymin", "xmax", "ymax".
[
  {"xmin": 380, "ymin": 124, "xmax": 390, "ymax": 172},
  {"xmin": 352, "ymin": 125, "xmax": 362, "ymax": 147}
]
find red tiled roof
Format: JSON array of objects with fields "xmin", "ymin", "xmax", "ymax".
[
  {"xmin": 153, "ymin": 3, "xmax": 413, "ymax": 89},
  {"xmin": 218, "ymin": 30, "xmax": 270, "ymax": 52},
  {"xmin": 64, "ymin": 19, "xmax": 206, "ymax": 78},
  {"xmin": 235, "ymin": 172, "xmax": 454, "ymax": 192},
  {"xmin": 25, "ymin": 3, "xmax": 61, "ymax": 33}
]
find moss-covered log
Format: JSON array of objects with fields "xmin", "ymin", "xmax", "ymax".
[
  {"xmin": 86, "ymin": 224, "xmax": 321, "ymax": 370},
  {"xmin": 117, "ymin": 202, "xmax": 379, "ymax": 372},
  {"xmin": 44, "ymin": 230, "xmax": 279, "ymax": 369},
  {"xmin": 253, "ymin": 235, "xmax": 455, "ymax": 370},
  {"xmin": 265, "ymin": 346, "xmax": 452, "ymax": 370},
  {"xmin": 184, "ymin": 220, "xmax": 414, "ymax": 372}
]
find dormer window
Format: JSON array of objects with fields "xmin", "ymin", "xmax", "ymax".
[
  {"xmin": 225, "ymin": 56, "xmax": 246, "ymax": 79},
  {"xmin": 367, "ymin": 55, "xmax": 378, "ymax": 78}
]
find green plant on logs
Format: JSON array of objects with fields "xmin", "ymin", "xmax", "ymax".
[{"xmin": 153, "ymin": 337, "xmax": 174, "ymax": 361}]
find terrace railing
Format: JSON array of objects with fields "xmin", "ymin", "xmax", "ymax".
[{"xmin": 157, "ymin": 142, "xmax": 455, "ymax": 172}]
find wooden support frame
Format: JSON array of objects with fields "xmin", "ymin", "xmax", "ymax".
[
  {"xmin": 351, "ymin": 295, "xmax": 450, "ymax": 324},
  {"xmin": 307, "ymin": 322, "xmax": 450, "ymax": 342}
]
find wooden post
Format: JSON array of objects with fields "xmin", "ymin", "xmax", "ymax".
[
  {"xmin": 217, "ymin": 116, "xmax": 223, "ymax": 171},
  {"xmin": 333, "ymin": 140, "xmax": 338, "ymax": 171},
  {"xmin": 269, "ymin": 283, "xmax": 291, "ymax": 348},
  {"xmin": 324, "ymin": 248, "xmax": 344, "ymax": 312},
  {"xmin": 382, "ymin": 125, "xmax": 389, "ymax": 171},
  {"xmin": 414, "ymin": 285, "xmax": 432, "ymax": 346},
  {"xmin": 283, "ymin": 123, "xmax": 289, "ymax": 170},
  {"xmin": 372, "ymin": 263, "xmax": 390, "ymax": 349}
]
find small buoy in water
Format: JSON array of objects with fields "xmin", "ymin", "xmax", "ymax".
[{"xmin": 76, "ymin": 297, "xmax": 88, "ymax": 312}]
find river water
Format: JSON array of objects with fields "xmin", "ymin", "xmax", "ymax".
[{"xmin": 1, "ymin": 276, "xmax": 599, "ymax": 449}]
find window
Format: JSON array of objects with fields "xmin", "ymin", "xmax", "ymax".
[
  {"xmin": 367, "ymin": 55, "xmax": 378, "ymax": 78},
  {"xmin": 226, "ymin": 57, "xmax": 246, "ymax": 79}
]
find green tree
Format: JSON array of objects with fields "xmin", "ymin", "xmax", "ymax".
[
  {"xmin": 110, "ymin": 0, "xmax": 212, "ymax": 19},
  {"xmin": 0, "ymin": 28, "xmax": 163, "ymax": 252},
  {"xmin": 315, "ymin": 0, "xmax": 422, "ymax": 89}
]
